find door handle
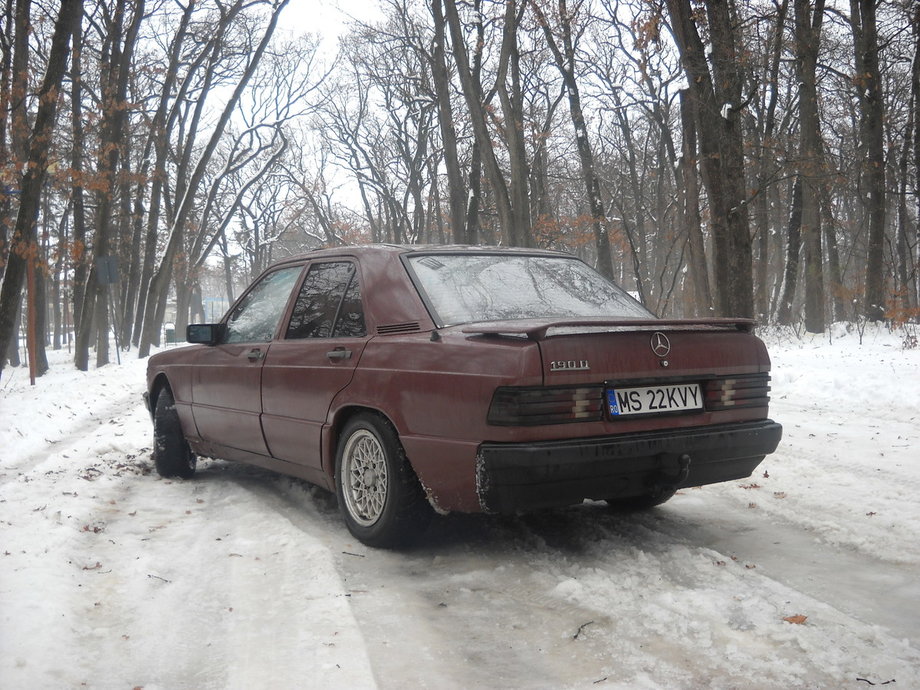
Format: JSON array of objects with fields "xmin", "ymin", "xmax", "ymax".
[
  {"xmin": 326, "ymin": 347, "xmax": 352, "ymax": 361},
  {"xmin": 246, "ymin": 348, "xmax": 264, "ymax": 361}
]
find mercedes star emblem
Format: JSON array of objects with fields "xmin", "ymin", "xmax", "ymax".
[{"xmin": 651, "ymin": 332, "xmax": 671, "ymax": 358}]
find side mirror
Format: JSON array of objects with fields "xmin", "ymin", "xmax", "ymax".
[{"xmin": 186, "ymin": 323, "xmax": 225, "ymax": 345}]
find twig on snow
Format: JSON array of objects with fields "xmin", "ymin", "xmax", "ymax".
[
  {"xmin": 573, "ymin": 620, "xmax": 594, "ymax": 640},
  {"xmin": 856, "ymin": 679, "xmax": 896, "ymax": 686}
]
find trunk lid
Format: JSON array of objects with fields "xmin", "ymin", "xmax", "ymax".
[
  {"xmin": 461, "ymin": 317, "xmax": 767, "ymax": 384},
  {"xmin": 465, "ymin": 317, "xmax": 772, "ymax": 432}
]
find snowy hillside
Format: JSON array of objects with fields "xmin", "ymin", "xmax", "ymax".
[{"xmin": 2, "ymin": 323, "xmax": 919, "ymax": 689}]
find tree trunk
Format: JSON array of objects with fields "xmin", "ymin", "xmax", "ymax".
[
  {"xmin": 795, "ymin": 0, "xmax": 826, "ymax": 333},
  {"xmin": 666, "ymin": 0, "xmax": 754, "ymax": 318},
  {"xmin": 753, "ymin": 0, "xmax": 788, "ymax": 321},
  {"xmin": 33, "ymin": 254, "xmax": 48, "ymax": 375},
  {"xmin": 430, "ymin": 0, "xmax": 467, "ymax": 243},
  {"xmin": 69, "ymin": 14, "xmax": 88, "ymax": 338},
  {"xmin": 0, "ymin": 0, "xmax": 16, "ymax": 283},
  {"xmin": 464, "ymin": 9, "xmax": 486, "ymax": 244},
  {"xmin": 678, "ymin": 90, "xmax": 712, "ymax": 314},
  {"xmin": 907, "ymin": 5, "xmax": 920, "ymax": 313},
  {"xmin": 496, "ymin": 0, "xmax": 532, "ymax": 248},
  {"xmin": 52, "ymin": 217, "xmax": 65, "ymax": 350},
  {"xmin": 5, "ymin": 301, "xmax": 21, "ymax": 367},
  {"xmin": 821, "ymin": 189, "xmax": 846, "ymax": 322},
  {"xmin": 120, "ymin": 168, "xmax": 144, "ymax": 347},
  {"xmin": 0, "ymin": 0, "xmax": 30, "ymax": 351},
  {"xmin": 609, "ymin": 89, "xmax": 649, "ymax": 301},
  {"xmin": 777, "ymin": 177, "xmax": 803, "ymax": 325},
  {"xmin": 851, "ymin": 0, "xmax": 887, "ymax": 321},
  {"xmin": 443, "ymin": 0, "xmax": 517, "ymax": 246},
  {"xmin": 0, "ymin": 0, "xmax": 81, "ymax": 378},
  {"xmin": 896, "ymin": 101, "xmax": 914, "ymax": 315}
]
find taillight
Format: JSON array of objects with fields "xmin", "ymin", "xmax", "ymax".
[
  {"xmin": 487, "ymin": 385, "xmax": 605, "ymax": 426},
  {"xmin": 703, "ymin": 374, "xmax": 771, "ymax": 410}
]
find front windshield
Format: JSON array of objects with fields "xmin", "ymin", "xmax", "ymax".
[{"xmin": 407, "ymin": 253, "xmax": 654, "ymax": 326}]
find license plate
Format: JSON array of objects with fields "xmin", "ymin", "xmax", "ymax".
[{"xmin": 607, "ymin": 383, "xmax": 703, "ymax": 417}]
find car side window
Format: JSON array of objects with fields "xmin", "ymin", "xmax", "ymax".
[
  {"xmin": 224, "ymin": 265, "xmax": 303, "ymax": 343},
  {"xmin": 286, "ymin": 261, "xmax": 366, "ymax": 339}
]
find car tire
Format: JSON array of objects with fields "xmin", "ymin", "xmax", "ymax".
[
  {"xmin": 335, "ymin": 413, "xmax": 432, "ymax": 548},
  {"xmin": 606, "ymin": 489, "xmax": 675, "ymax": 512},
  {"xmin": 153, "ymin": 387, "xmax": 197, "ymax": 479}
]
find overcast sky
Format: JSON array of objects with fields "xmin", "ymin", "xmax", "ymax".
[{"xmin": 281, "ymin": 0, "xmax": 381, "ymax": 49}]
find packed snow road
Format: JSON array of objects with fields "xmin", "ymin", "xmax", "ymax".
[{"xmin": 2, "ymin": 325, "xmax": 919, "ymax": 689}]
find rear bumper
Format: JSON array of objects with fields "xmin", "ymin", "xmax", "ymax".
[{"xmin": 476, "ymin": 420, "xmax": 782, "ymax": 513}]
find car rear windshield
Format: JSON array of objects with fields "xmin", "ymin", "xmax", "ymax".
[{"xmin": 407, "ymin": 253, "xmax": 654, "ymax": 326}]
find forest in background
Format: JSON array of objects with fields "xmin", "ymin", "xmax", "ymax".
[{"xmin": 0, "ymin": 0, "xmax": 918, "ymax": 378}]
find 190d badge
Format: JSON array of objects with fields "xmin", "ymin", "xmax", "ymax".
[{"xmin": 550, "ymin": 360, "xmax": 590, "ymax": 372}]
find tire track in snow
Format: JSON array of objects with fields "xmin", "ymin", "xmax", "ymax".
[
  {"xmin": 201, "ymin": 471, "xmax": 920, "ymax": 688},
  {"xmin": 216, "ymin": 470, "xmax": 630, "ymax": 689},
  {"xmin": 1, "ymin": 383, "xmax": 147, "ymax": 485},
  {"xmin": 645, "ymin": 492, "xmax": 920, "ymax": 646}
]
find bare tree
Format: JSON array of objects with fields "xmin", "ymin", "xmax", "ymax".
[
  {"xmin": 0, "ymin": 0, "xmax": 81, "ymax": 378},
  {"xmin": 911, "ymin": 1, "xmax": 920, "ymax": 310},
  {"xmin": 795, "ymin": 0, "xmax": 826, "ymax": 333},
  {"xmin": 678, "ymin": 89, "xmax": 712, "ymax": 314},
  {"xmin": 430, "ymin": 0, "xmax": 467, "ymax": 242},
  {"xmin": 531, "ymin": 0, "xmax": 613, "ymax": 278},
  {"xmin": 443, "ymin": 0, "xmax": 525, "ymax": 247},
  {"xmin": 493, "ymin": 0, "xmax": 532, "ymax": 247},
  {"xmin": 74, "ymin": 0, "xmax": 145, "ymax": 370},
  {"xmin": 665, "ymin": 0, "xmax": 754, "ymax": 318},
  {"xmin": 138, "ymin": 0, "xmax": 289, "ymax": 357},
  {"xmin": 746, "ymin": 0, "xmax": 788, "ymax": 321},
  {"xmin": 850, "ymin": 0, "xmax": 886, "ymax": 321}
]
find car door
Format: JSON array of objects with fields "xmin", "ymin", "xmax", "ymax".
[
  {"xmin": 260, "ymin": 260, "xmax": 369, "ymax": 471},
  {"xmin": 190, "ymin": 264, "xmax": 304, "ymax": 457}
]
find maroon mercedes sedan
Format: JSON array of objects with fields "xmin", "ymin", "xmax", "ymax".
[{"xmin": 145, "ymin": 245, "xmax": 781, "ymax": 547}]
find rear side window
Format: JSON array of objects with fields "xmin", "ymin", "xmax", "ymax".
[
  {"xmin": 224, "ymin": 265, "xmax": 302, "ymax": 343},
  {"xmin": 285, "ymin": 261, "xmax": 366, "ymax": 339}
]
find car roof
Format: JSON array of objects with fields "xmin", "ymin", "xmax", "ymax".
[{"xmin": 275, "ymin": 244, "xmax": 573, "ymax": 265}]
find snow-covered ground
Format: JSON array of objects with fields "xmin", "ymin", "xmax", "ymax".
[{"xmin": 2, "ymin": 323, "xmax": 919, "ymax": 689}]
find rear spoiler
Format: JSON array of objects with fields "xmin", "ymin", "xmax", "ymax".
[{"xmin": 460, "ymin": 317, "xmax": 756, "ymax": 341}]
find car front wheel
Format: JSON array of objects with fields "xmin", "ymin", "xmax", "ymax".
[
  {"xmin": 152, "ymin": 388, "xmax": 197, "ymax": 479},
  {"xmin": 335, "ymin": 413, "xmax": 431, "ymax": 548}
]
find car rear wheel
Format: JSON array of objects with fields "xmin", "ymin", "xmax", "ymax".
[
  {"xmin": 153, "ymin": 388, "xmax": 197, "ymax": 479},
  {"xmin": 335, "ymin": 413, "xmax": 431, "ymax": 548},
  {"xmin": 606, "ymin": 489, "xmax": 675, "ymax": 512}
]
